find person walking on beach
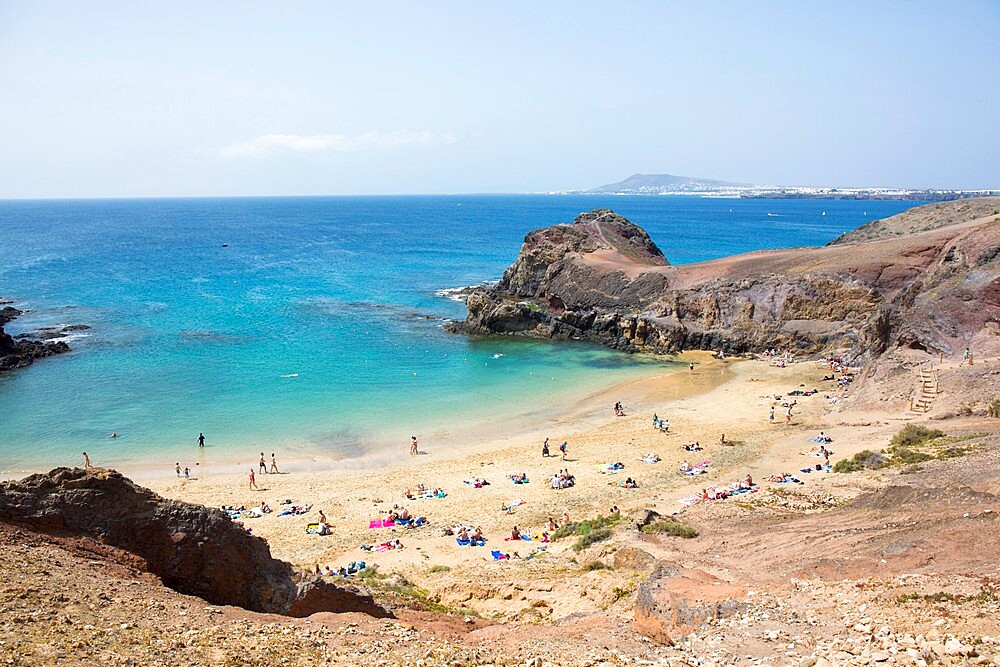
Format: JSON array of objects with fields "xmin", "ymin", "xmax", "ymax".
[
  {"xmin": 259, "ymin": 452, "xmax": 267, "ymax": 474},
  {"xmin": 198, "ymin": 432, "xmax": 205, "ymax": 447},
  {"xmin": 559, "ymin": 441, "xmax": 568, "ymax": 461},
  {"xmin": 184, "ymin": 466, "xmax": 191, "ymax": 479},
  {"xmin": 175, "ymin": 462, "xmax": 181, "ymax": 478},
  {"xmin": 962, "ymin": 347, "xmax": 970, "ymax": 365},
  {"xmin": 82, "ymin": 452, "xmax": 91, "ymax": 469},
  {"xmin": 769, "ymin": 406, "xmax": 775, "ymax": 423},
  {"xmin": 785, "ymin": 406, "xmax": 793, "ymax": 424},
  {"xmin": 542, "ymin": 438, "xmax": 550, "ymax": 457},
  {"xmin": 249, "ymin": 468, "xmax": 258, "ymax": 490},
  {"xmin": 409, "ymin": 435, "xmax": 418, "ymax": 456},
  {"xmin": 270, "ymin": 453, "xmax": 279, "ymax": 474}
]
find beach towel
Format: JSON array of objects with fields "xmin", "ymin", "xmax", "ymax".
[
  {"xmin": 504, "ymin": 534, "xmax": 532, "ymax": 542},
  {"xmin": 456, "ymin": 538, "xmax": 471, "ymax": 546},
  {"xmin": 640, "ymin": 456, "xmax": 660, "ymax": 464},
  {"xmin": 491, "ymin": 550, "xmax": 509, "ymax": 560}
]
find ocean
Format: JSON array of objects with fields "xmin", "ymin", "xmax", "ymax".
[{"xmin": 0, "ymin": 195, "xmax": 916, "ymax": 475}]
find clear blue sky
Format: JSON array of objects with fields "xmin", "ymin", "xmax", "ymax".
[{"xmin": 1, "ymin": 1, "xmax": 997, "ymax": 197}]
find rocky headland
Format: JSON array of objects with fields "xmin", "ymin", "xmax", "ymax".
[
  {"xmin": 0, "ymin": 304, "xmax": 74, "ymax": 373},
  {"xmin": 451, "ymin": 199, "xmax": 1000, "ymax": 413}
]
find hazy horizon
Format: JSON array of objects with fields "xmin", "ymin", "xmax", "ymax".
[{"xmin": 1, "ymin": 2, "xmax": 998, "ymax": 198}]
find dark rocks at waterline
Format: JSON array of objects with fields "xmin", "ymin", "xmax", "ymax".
[
  {"xmin": 0, "ymin": 308, "xmax": 75, "ymax": 373},
  {"xmin": 0, "ymin": 467, "xmax": 392, "ymax": 618}
]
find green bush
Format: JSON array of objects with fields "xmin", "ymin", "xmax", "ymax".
[
  {"xmin": 889, "ymin": 447, "xmax": 933, "ymax": 465},
  {"xmin": 890, "ymin": 424, "xmax": 945, "ymax": 449},
  {"xmin": 833, "ymin": 449, "xmax": 886, "ymax": 473},
  {"xmin": 640, "ymin": 520, "xmax": 699, "ymax": 538},
  {"xmin": 581, "ymin": 560, "xmax": 610, "ymax": 571},
  {"xmin": 988, "ymin": 397, "xmax": 1000, "ymax": 418},
  {"xmin": 552, "ymin": 514, "xmax": 621, "ymax": 541},
  {"xmin": 427, "ymin": 565, "xmax": 451, "ymax": 573},
  {"xmin": 573, "ymin": 527, "xmax": 612, "ymax": 552}
]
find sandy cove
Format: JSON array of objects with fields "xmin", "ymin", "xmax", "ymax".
[{"xmin": 145, "ymin": 351, "xmax": 897, "ymax": 576}]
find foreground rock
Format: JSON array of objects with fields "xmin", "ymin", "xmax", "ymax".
[
  {"xmin": 451, "ymin": 202, "xmax": 1000, "ymax": 373},
  {"xmin": 0, "ymin": 468, "xmax": 389, "ymax": 618},
  {"xmin": 0, "ymin": 305, "xmax": 72, "ymax": 372}
]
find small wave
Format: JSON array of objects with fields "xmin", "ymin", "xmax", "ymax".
[
  {"xmin": 434, "ymin": 280, "xmax": 498, "ymax": 302},
  {"xmin": 281, "ymin": 373, "xmax": 299, "ymax": 378}
]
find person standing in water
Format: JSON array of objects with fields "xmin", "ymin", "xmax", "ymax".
[
  {"xmin": 82, "ymin": 452, "xmax": 91, "ymax": 469},
  {"xmin": 198, "ymin": 432, "xmax": 205, "ymax": 447}
]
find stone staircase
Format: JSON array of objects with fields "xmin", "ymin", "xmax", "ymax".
[{"xmin": 910, "ymin": 366, "xmax": 940, "ymax": 413}]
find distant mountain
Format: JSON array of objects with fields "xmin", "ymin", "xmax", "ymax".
[{"xmin": 590, "ymin": 173, "xmax": 748, "ymax": 194}]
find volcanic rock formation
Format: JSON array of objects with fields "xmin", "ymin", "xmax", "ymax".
[
  {"xmin": 0, "ymin": 305, "xmax": 71, "ymax": 372},
  {"xmin": 451, "ymin": 202, "xmax": 1000, "ymax": 369},
  {"xmin": 0, "ymin": 467, "xmax": 390, "ymax": 618}
]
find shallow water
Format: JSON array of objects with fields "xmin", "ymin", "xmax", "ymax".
[{"xmin": 0, "ymin": 195, "xmax": 915, "ymax": 473}]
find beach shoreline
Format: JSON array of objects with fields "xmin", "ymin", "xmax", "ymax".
[{"xmin": 138, "ymin": 351, "xmax": 864, "ymax": 573}]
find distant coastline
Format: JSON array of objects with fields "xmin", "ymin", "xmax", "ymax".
[{"xmin": 575, "ymin": 172, "xmax": 1000, "ymax": 201}]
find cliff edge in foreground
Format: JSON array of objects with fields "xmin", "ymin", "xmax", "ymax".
[
  {"xmin": 451, "ymin": 202, "xmax": 1000, "ymax": 369},
  {"xmin": 0, "ymin": 467, "xmax": 390, "ymax": 618}
]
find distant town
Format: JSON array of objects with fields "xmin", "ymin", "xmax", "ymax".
[{"xmin": 574, "ymin": 173, "xmax": 1000, "ymax": 201}]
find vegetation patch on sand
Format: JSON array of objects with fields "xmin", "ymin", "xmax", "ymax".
[
  {"xmin": 834, "ymin": 425, "xmax": 986, "ymax": 473},
  {"xmin": 640, "ymin": 519, "xmax": 698, "ymax": 538},
  {"xmin": 552, "ymin": 514, "xmax": 622, "ymax": 551}
]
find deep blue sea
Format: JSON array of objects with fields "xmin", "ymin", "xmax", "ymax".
[{"xmin": 0, "ymin": 195, "xmax": 915, "ymax": 474}]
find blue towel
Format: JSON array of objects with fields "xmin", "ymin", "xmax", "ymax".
[{"xmin": 456, "ymin": 538, "xmax": 471, "ymax": 546}]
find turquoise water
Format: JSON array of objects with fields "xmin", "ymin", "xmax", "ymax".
[{"xmin": 0, "ymin": 195, "xmax": 915, "ymax": 473}]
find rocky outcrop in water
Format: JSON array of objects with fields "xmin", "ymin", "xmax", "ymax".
[
  {"xmin": 0, "ymin": 468, "xmax": 390, "ymax": 618},
  {"xmin": 0, "ymin": 305, "xmax": 72, "ymax": 373},
  {"xmin": 450, "ymin": 203, "xmax": 1000, "ymax": 367}
]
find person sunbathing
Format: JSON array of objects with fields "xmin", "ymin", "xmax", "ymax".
[
  {"xmin": 623, "ymin": 477, "xmax": 638, "ymax": 489},
  {"xmin": 456, "ymin": 527, "xmax": 469, "ymax": 542},
  {"xmin": 511, "ymin": 526, "xmax": 521, "ymax": 540},
  {"xmin": 545, "ymin": 517, "xmax": 558, "ymax": 532},
  {"xmin": 742, "ymin": 474, "xmax": 753, "ymax": 489},
  {"xmin": 679, "ymin": 461, "xmax": 692, "ymax": 472},
  {"xmin": 470, "ymin": 527, "xmax": 484, "ymax": 545}
]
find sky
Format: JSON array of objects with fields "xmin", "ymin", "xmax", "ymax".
[{"xmin": 0, "ymin": 1, "xmax": 998, "ymax": 198}]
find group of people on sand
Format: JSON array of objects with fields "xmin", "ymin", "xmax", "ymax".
[
  {"xmin": 540, "ymin": 437, "xmax": 569, "ymax": 459},
  {"xmin": 258, "ymin": 452, "xmax": 280, "ymax": 474},
  {"xmin": 549, "ymin": 469, "xmax": 575, "ymax": 490}
]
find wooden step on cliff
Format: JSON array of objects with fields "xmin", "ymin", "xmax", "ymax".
[{"xmin": 909, "ymin": 367, "xmax": 940, "ymax": 413}]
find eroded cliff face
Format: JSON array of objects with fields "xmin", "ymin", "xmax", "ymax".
[
  {"xmin": 452, "ymin": 205, "xmax": 1000, "ymax": 367},
  {"xmin": 0, "ymin": 468, "xmax": 390, "ymax": 618}
]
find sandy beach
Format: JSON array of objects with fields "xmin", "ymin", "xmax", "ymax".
[{"xmin": 145, "ymin": 351, "xmax": 876, "ymax": 574}]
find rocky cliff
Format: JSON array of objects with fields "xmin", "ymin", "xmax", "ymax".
[
  {"xmin": 0, "ymin": 304, "xmax": 71, "ymax": 372},
  {"xmin": 0, "ymin": 467, "xmax": 390, "ymax": 618},
  {"xmin": 451, "ymin": 204, "xmax": 1000, "ymax": 367}
]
